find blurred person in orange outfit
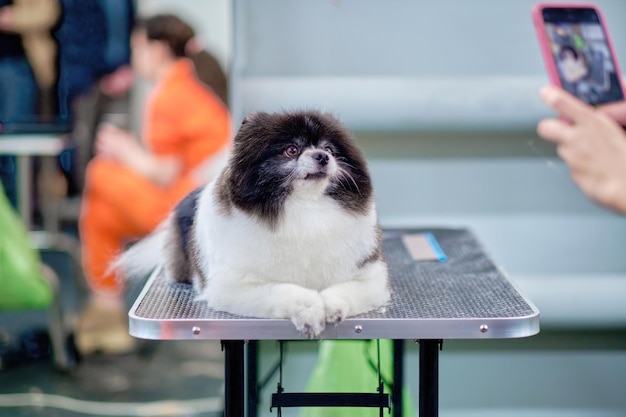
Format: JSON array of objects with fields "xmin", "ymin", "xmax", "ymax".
[{"xmin": 76, "ymin": 14, "xmax": 231, "ymax": 354}]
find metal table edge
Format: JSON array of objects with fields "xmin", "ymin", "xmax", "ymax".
[{"xmin": 128, "ymin": 269, "xmax": 540, "ymax": 342}]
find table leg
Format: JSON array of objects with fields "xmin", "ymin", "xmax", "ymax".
[
  {"xmin": 393, "ymin": 339, "xmax": 404, "ymax": 417},
  {"xmin": 16, "ymin": 155, "xmax": 32, "ymax": 229},
  {"xmin": 223, "ymin": 340, "xmax": 245, "ymax": 417},
  {"xmin": 419, "ymin": 340, "xmax": 441, "ymax": 417},
  {"xmin": 247, "ymin": 340, "xmax": 258, "ymax": 417},
  {"xmin": 39, "ymin": 155, "xmax": 60, "ymax": 234}
]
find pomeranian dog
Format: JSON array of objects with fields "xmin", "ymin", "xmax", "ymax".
[{"xmin": 115, "ymin": 110, "xmax": 390, "ymax": 338}]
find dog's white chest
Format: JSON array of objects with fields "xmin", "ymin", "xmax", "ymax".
[{"xmin": 197, "ymin": 188, "xmax": 377, "ymax": 291}]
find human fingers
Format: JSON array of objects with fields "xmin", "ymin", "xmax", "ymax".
[
  {"xmin": 599, "ymin": 100, "xmax": 626, "ymax": 126},
  {"xmin": 100, "ymin": 67, "xmax": 134, "ymax": 97},
  {"xmin": 96, "ymin": 124, "xmax": 117, "ymax": 142},
  {"xmin": 97, "ymin": 122, "xmax": 120, "ymax": 134},
  {"xmin": 94, "ymin": 131, "xmax": 118, "ymax": 157},
  {"xmin": 94, "ymin": 134, "xmax": 109, "ymax": 152},
  {"xmin": 539, "ymin": 85, "xmax": 595, "ymax": 124},
  {"xmin": 0, "ymin": 7, "xmax": 14, "ymax": 29},
  {"xmin": 94, "ymin": 138, "xmax": 108, "ymax": 156},
  {"xmin": 536, "ymin": 117, "xmax": 574, "ymax": 144}
]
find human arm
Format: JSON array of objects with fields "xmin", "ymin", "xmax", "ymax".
[
  {"xmin": 95, "ymin": 124, "xmax": 182, "ymax": 187},
  {"xmin": 99, "ymin": 65, "xmax": 134, "ymax": 98},
  {"xmin": 537, "ymin": 85, "xmax": 626, "ymax": 214},
  {"xmin": 0, "ymin": 0, "xmax": 60, "ymax": 34}
]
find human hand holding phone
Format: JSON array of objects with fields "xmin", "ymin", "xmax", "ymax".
[{"xmin": 534, "ymin": 4, "xmax": 626, "ymax": 214}]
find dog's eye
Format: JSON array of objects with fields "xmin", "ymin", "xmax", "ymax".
[
  {"xmin": 284, "ymin": 145, "xmax": 300, "ymax": 157},
  {"xmin": 323, "ymin": 146, "xmax": 334, "ymax": 155}
]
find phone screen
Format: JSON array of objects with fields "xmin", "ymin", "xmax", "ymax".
[{"xmin": 542, "ymin": 7, "xmax": 623, "ymax": 105}]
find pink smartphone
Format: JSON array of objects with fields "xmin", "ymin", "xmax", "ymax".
[{"xmin": 532, "ymin": 3, "xmax": 625, "ymax": 106}]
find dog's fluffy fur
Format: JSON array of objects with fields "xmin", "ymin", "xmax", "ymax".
[{"xmin": 115, "ymin": 110, "xmax": 390, "ymax": 338}]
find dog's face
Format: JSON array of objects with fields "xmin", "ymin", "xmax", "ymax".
[{"xmin": 218, "ymin": 110, "xmax": 373, "ymax": 228}]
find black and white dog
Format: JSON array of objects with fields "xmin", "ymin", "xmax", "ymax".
[{"xmin": 115, "ymin": 110, "xmax": 390, "ymax": 338}]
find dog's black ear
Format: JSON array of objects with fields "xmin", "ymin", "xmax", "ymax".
[
  {"xmin": 235, "ymin": 111, "xmax": 271, "ymax": 146},
  {"xmin": 241, "ymin": 111, "xmax": 264, "ymax": 126}
]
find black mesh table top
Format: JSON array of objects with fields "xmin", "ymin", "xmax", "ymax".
[{"xmin": 129, "ymin": 228, "xmax": 539, "ymax": 341}]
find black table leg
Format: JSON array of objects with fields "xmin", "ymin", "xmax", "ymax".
[
  {"xmin": 223, "ymin": 340, "xmax": 245, "ymax": 417},
  {"xmin": 393, "ymin": 339, "xmax": 404, "ymax": 417},
  {"xmin": 247, "ymin": 340, "xmax": 258, "ymax": 417},
  {"xmin": 419, "ymin": 340, "xmax": 441, "ymax": 417}
]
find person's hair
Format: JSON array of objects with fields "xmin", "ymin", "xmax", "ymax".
[
  {"xmin": 558, "ymin": 45, "xmax": 580, "ymax": 60},
  {"xmin": 135, "ymin": 14, "xmax": 229, "ymax": 105},
  {"xmin": 191, "ymin": 50, "xmax": 229, "ymax": 106},
  {"xmin": 137, "ymin": 14, "xmax": 194, "ymax": 58}
]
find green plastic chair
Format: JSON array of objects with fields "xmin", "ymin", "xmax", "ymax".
[
  {"xmin": 0, "ymin": 182, "xmax": 73, "ymax": 369},
  {"xmin": 300, "ymin": 340, "xmax": 415, "ymax": 417}
]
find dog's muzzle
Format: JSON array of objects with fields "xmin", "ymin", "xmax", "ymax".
[
  {"xmin": 299, "ymin": 149, "xmax": 336, "ymax": 180},
  {"xmin": 311, "ymin": 150, "xmax": 330, "ymax": 167}
]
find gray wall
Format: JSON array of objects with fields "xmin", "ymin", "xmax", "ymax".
[
  {"xmin": 230, "ymin": 1, "xmax": 626, "ymax": 416},
  {"xmin": 231, "ymin": 0, "xmax": 626, "ymax": 130}
]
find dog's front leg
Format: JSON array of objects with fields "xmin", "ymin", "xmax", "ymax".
[
  {"xmin": 200, "ymin": 278, "xmax": 327, "ymax": 338},
  {"xmin": 320, "ymin": 260, "xmax": 390, "ymax": 324}
]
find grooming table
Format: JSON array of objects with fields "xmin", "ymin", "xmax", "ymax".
[{"xmin": 129, "ymin": 228, "xmax": 540, "ymax": 417}]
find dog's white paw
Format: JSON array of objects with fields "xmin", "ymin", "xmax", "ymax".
[
  {"xmin": 290, "ymin": 302, "xmax": 326, "ymax": 339},
  {"xmin": 320, "ymin": 289, "xmax": 349, "ymax": 325}
]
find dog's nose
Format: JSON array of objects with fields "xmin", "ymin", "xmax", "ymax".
[{"xmin": 312, "ymin": 151, "xmax": 329, "ymax": 166}]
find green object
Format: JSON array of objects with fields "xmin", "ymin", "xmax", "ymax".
[
  {"xmin": 573, "ymin": 34, "xmax": 585, "ymax": 50},
  {"xmin": 0, "ymin": 183, "xmax": 52, "ymax": 309},
  {"xmin": 300, "ymin": 340, "xmax": 415, "ymax": 417}
]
